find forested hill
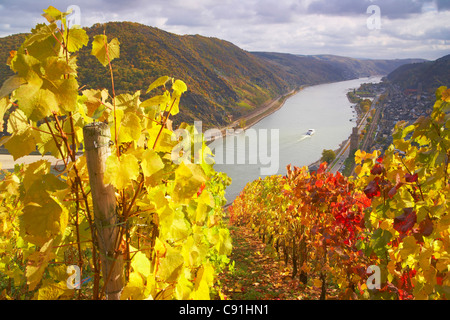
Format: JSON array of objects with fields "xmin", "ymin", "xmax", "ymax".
[
  {"xmin": 253, "ymin": 52, "xmax": 426, "ymax": 84},
  {"xmin": 310, "ymin": 54, "xmax": 427, "ymax": 79},
  {"xmin": 386, "ymin": 54, "xmax": 450, "ymax": 93},
  {"xmin": 0, "ymin": 22, "xmax": 426, "ymax": 128}
]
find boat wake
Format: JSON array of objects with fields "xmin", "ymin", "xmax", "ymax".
[{"xmin": 298, "ymin": 135, "xmax": 309, "ymax": 142}]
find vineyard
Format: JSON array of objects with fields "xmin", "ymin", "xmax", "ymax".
[
  {"xmin": 0, "ymin": 6, "xmax": 448, "ymax": 301},
  {"xmin": 230, "ymin": 87, "xmax": 449, "ymax": 299}
]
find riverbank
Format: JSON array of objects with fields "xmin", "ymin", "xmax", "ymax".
[
  {"xmin": 206, "ymin": 87, "xmax": 302, "ymax": 142},
  {"xmin": 239, "ymin": 88, "xmax": 301, "ymax": 131}
]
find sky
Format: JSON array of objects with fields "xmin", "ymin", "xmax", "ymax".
[{"xmin": 0, "ymin": 0, "xmax": 449, "ymax": 60}]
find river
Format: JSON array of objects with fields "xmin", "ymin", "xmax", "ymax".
[{"xmin": 210, "ymin": 76, "xmax": 383, "ymax": 204}]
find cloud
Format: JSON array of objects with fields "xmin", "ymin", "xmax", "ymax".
[
  {"xmin": 436, "ymin": 0, "xmax": 450, "ymax": 10},
  {"xmin": 306, "ymin": 0, "xmax": 450, "ymax": 19},
  {"xmin": 0, "ymin": 0, "xmax": 448, "ymax": 60}
]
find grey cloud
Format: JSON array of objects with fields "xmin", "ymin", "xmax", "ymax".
[
  {"xmin": 436, "ymin": 0, "xmax": 450, "ymax": 10},
  {"xmin": 306, "ymin": 0, "xmax": 450, "ymax": 19},
  {"xmin": 0, "ymin": 0, "xmax": 448, "ymax": 60},
  {"xmin": 307, "ymin": 0, "xmax": 370, "ymax": 16},
  {"xmin": 253, "ymin": 0, "xmax": 301, "ymax": 23},
  {"xmin": 165, "ymin": 8, "xmax": 211, "ymax": 27}
]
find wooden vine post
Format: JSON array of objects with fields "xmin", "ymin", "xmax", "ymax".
[{"xmin": 83, "ymin": 122, "xmax": 124, "ymax": 300}]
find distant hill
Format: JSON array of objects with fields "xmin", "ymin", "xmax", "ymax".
[
  {"xmin": 253, "ymin": 52, "xmax": 426, "ymax": 81},
  {"xmin": 310, "ymin": 55, "xmax": 427, "ymax": 79},
  {"xmin": 386, "ymin": 54, "xmax": 450, "ymax": 93},
  {"xmin": 250, "ymin": 52, "xmax": 345, "ymax": 85},
  {"xmin": 0, "ymin": 22, "xmax": 428, "ymax": 128}
]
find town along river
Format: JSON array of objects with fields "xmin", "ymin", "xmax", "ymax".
[{"xmin": 210, "ymin": 76, "xmax": 382, "ymax": 204}]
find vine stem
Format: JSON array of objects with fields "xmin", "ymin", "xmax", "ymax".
[
  {"xmin": 44, "ymin": 117, "xmax": 68, "ymax": 168},
  {"xmin": 103, "ymin": 33, "xmax": 119, "ymax": 156},
  {"xmin": 68, "ymin": 112, "xmax": 83, "ymax": 300},
  {"xmin": 152, "ymin": 97, "xmax": 178, "ymax": 150}
]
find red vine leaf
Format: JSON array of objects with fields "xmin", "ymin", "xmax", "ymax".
[
  {"xmin": 393, "ymin": 208, "xmax": 417, "ymax": 235},
  {"xmin": 418, "ymin": 217, "xmax": 433, "ymax": 236},
  {"xmin": 363, "ymin": 180, "xmax": 381, "ymax": 199},
  {"xmin": 405, "ymin": 173, "xmax": 418, "ymax": 183},
  {"xmin": 370, "ymin": 163, "xmax": 384, "ymax": 175}
]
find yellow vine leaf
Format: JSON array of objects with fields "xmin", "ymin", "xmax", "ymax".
[
  {"xmin": 22, "ymin": 160, "xmax": 51, "ymax": 192},
  {"xmin": 441, "ymin": 88, "xmax": 450, "ymax": 102},
  {"xmin": 104, "ymin": 153, "xmax": 139, "ymax": 190},
  {"xmin": 130, "ymin": 248, "xmax": 151, "ymax": 279},
  {"xmin": 10, "ymin": 52, "xmax": 40, "ymax": 84},
  {"xmin": 154, "ymin": 237, "xmax": 167, "ymax": 258},
  {"xmin": 214, "ymin": 228, "xmax": 232, "ymax": 256},
  {"xmin": 114, "ymin": 91, "xmax": 141, "ymax": 112},
  {"xmin": 3, "ymin": 130, "xmax": 39, "ymax": 161},
  {"xmin": 172, "ymin": 162, "xmax": 207, "ymax": 204},
  {"xmin": 26, "ymin": 239, "xmax": 55, "ymax": 291},
  {"xmin": 147, "ymin": 125, "xmax": 177, "ymax": 153},
  {"xmin": 141, "ymin": 149, "xmax": 164, "ymax": 178},
  {"xmin": 140, "ymin": 94, "xmax": 170, "ymax": 114},
  {"xmin": 65, "ymin": 27, "xmax": 89, "ymax": 53},
  {"xmin": 172, "ymin": 79, "xmax": 187, "ymax": 95},
  {"xmin": 191, "ymin": 263, "xmax": 214, "ymax": 300},
  {"xmin": 157, "ymin": 245, "xmax": 184, "ymax": 283},
  {"xmin": 36, "ymin": 280, "xmax": 72, "ymax": 300},
  {"xmin": 42, "ymin": 56, "xmax": 76, "ymax": 80},
  {"xmin": 15, "ymin": 86, "xmax": 59, "ymax": 121},
  {"xmin": 175, "ymin": 272, "xmax": 193, "ymax": 300},
  {"xmin": 146, "ymin": 76, "xmax": 171, "ymax": 93},
  {"xmin": 121, "ymin": 272, "xmax": 145, "ymax": 300},
  {"xmin": 354, "ymin": 150, "xmax": 367, "ymax": 165},
  {"xmin": 41, "ymin": 6, "xmax": 66, "ymax": 23},
  {"xmin": 21, "ymin": 195, "xmax": 68, "ymax": 246},
  {"xmin": 117, "ymin": 111, "xmax": 142, "ymax": 143},
  {"xmin": 82, "ymin": 88, "xmax": 109, "ymax": 118},
  {"xmin": 7, "ymin": 108, "xmax": 29, "ymax": 134},
  {"xmin": 0, "ymin": 76, "xmax": 26, "ymax": 99},
  {"xmin": 400, "ymin": 236, "xmax": 419, "ymax": 260},
  {"xmin": 91, "ymin": 34, "xmax": 120, "ymax": 67}
]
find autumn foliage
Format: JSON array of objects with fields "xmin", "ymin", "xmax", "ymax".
[
  {"xmin": 0, "ymin": 7, "xmax": 232, "ymax": 300},
  {"xmin": 230, "ymin": 87, "xmax": 450, "ymax": 300},
  {"xmin": 230, "ymin": 163, "xmax": 373, "ymax": 299}
]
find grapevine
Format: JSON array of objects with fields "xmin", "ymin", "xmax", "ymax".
[
  {"xmin": 0, "ymin": 6, "xmax": 232, "ymax": 300},
  {"xmin": 355, "ymin": 86, "xmax": 449, "ymax": 299},
  {"xmin": 230, "ymin": 88, "xmax": 449, "ymax": 300},
  {"xmin": 230, "ymin": 164, "xmax": 373, "ymax": 299}
]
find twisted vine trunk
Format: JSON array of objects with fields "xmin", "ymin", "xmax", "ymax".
[{"xmin": 83, "ymin": 122, "xmax": 124, "ymax": 300}]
